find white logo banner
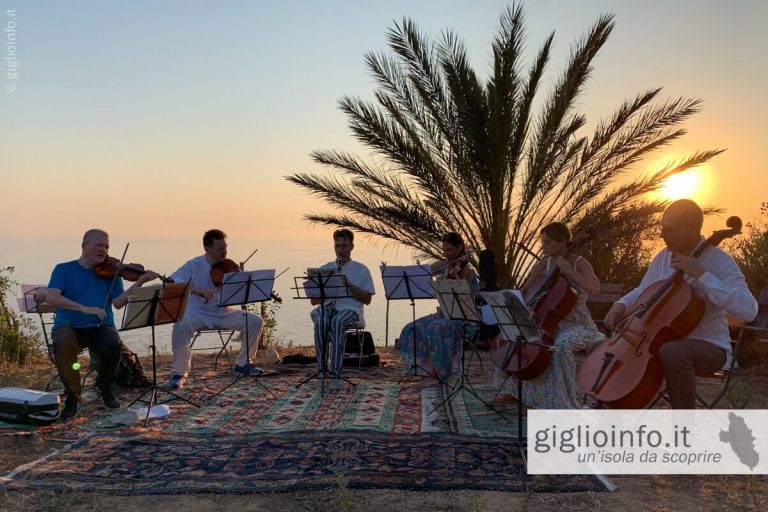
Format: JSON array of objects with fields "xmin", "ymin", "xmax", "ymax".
[{"xmin": 528, "ymin": 410, "xmax": 768, "ymax": 474}]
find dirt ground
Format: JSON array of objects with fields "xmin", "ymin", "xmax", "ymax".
[{"xmin": 1, "ymin": 348, "xmax": 766, "ymax": 512}]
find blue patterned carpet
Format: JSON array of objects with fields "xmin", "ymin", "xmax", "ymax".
[{"xmin": 2, "ymin": 430, "xmax": 606, "ymax": 494}]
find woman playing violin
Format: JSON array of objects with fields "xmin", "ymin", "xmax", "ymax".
[
  {"xmin": 396, "ymin": 232, "xmax": 479, "ymax": 381},
  {"xmin": 45, "ymin": 228, "xmax": 159, "ymax": 419},
  {"xmin": 495, "ymin": 222, "xmax": 600, "ymax": 409},
  {"xmin": 166, "ymin": 229, "xmax": 264, "ymax": 390}
]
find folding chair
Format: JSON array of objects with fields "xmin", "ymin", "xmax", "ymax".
[
  {"xmin": 188, "ymin": 328, "xmax": 238, "ymax": 379},
  {"xmin": 697, "ymin": 322, "xmax": 767, "ymax": 409},
  {"xmin": 18, "ymin": 285, "xmax": 96, "ymax": 391},
  {"xmin": 647, "ymin": 324, "xmax": 752, "ymax": 409}
]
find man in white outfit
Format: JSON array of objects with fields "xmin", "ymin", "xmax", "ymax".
[
  {"xmin": 167, "ymin": 229, "xmax": 263, "ymax": 389},
  {"xmin": 604, "ymin": 200, "xmax": 757, "ymax": 408}
]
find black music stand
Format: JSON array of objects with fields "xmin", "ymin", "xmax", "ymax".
[
  {"xmin": 381, "ymin": 264, "xmax": 437, "ymax": 385},
  {"xmin": 294, "ymin": 269, "xmax": 356, "ymax": 396},
  {"xmin": 427, "ymin": 280, "xmax": 506, "ymax": 419},
  {"xmin": 206, "ymin": 269, "xmax": 278, "ymax": 399},
  {"xmin": 482, "ymin": 289, "xmax": 551, "ymax": 458},
  {"xmin": 124, "ymin": 282, "xmax": 199, "ymax": 426}
]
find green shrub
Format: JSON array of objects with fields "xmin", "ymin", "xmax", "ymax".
[{"xmin": 0, "ymin": 266, "xmax": 45, "ymax": 364}]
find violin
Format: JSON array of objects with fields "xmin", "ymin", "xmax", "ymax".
[
  {"xmin": 210, "ymin": 258, "xmax": 240, "ymax": 287},
  {"xmin": 577, "ymin": 217, "xmax": 742, "ymax": 408},
  {"xmin": 93, "ymin": 256, "xmax": 171, "ymax": 283},
  {"xmin": 432, "ymin": 248, "xmax": 481, "ymax": 278},
  {"xmin": 210, "ymin": 258, "xmax": 282, "ymax": 303}
]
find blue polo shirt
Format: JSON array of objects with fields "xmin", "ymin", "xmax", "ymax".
[{"xmin": 48, "ymin": 260, "xmax": 125, "ymax": 330}]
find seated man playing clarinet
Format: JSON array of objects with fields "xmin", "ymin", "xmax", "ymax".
[{"xmin": 310, "ymin": 229, "xmax": 375, "ymax": 388}]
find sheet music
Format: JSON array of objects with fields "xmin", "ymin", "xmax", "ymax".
[
  {"xmin": 218, "ymin": 269, "xmax": 276, "ymax": 306},
  {"xmin": 302, "ymin": 268, "xmax": 348, "ymax": 299},
  {"xmin": 380, "ymin": 264, "xmax": 435, "ymax": 300},
  {"xmin": 479, "ymin": 290, "xmax": 541, "ymax": 343},
  {"xmin": 122, "ymin": 282, "xmax": 190, "ymax": 330},
  {"xmin": 431, "ymin": 279, "xmax": 481, "ymax": 322}
]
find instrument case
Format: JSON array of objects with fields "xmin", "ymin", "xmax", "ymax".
[{"xmin": 0, "ymin": 387, "xmax": 61, "ymax": 425}]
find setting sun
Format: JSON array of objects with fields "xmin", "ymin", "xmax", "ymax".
[{"xmin": 660, "ymin": 170, "xmax": 700, "ymax": 201}]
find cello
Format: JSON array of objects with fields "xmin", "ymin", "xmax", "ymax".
[
  {"xmin": 577, "ymin": 217, "xmax": 742, "ymax": 408},
  {"xmin": 490, "ymin": 232, "xmax": 593, "ymax": 379}
]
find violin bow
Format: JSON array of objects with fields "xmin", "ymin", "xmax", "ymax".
[
  {"xmin": 431, "ymin": 247, "xmax": 481, "ymax": 277},
  {"xmin": 239, "ymin": 248, "xmax": 259, "ymax": 270},
  {"xmin": 100, "ymin": 243, "xmax": 130, "ymax": 321}
]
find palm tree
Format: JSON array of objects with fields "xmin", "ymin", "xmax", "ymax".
[{"xmin": 286, "ymin": 4, "xmax": 722, "ymax": 287}]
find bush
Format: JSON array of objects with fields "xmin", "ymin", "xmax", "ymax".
[
  {"xmin": 729, "ymin": 202, "xmax": 768, "ymax": 295},
  {"xmin": 0, "ymin": 266, "xmax": 45, "ymax": 364}
]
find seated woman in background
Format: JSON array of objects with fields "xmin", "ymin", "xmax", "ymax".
[
  {"xmin": 495, "ymin": 222, "xmax": 600, "ymax": 409},
  {"xmin": 396, "ymin": 232, "xmax": 478, "ymax": 381}
]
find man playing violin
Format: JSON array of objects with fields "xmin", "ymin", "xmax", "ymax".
[
  {"xmin": 167, "ymin": 229, "xmax": 263, "ymax": 389},
  {"xmin": 604, "ymin": 199, "xmax": 757, "ymax": 409},
  {"xmin": 310, "ymin": 229, "xmax": 374, "ymax": 388},
  {"xmin": 46, "ymin": 228, "xmax": 159, "ymax": 419}
]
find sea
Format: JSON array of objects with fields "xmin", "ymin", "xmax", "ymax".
[{"xmin": 5, "ymin": 236, "xmax": 441, "ymax": 357}]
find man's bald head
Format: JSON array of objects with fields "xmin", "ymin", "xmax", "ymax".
[{"xmin": 662, "ymin": 199, "xmax": 704, "ymax": 232}]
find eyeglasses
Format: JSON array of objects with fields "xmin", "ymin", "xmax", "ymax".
[{"xmin": 657, "ymin": 223, "xmax": 693, "ymax": 234}]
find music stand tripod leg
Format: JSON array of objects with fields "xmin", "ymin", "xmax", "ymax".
[
  {"xmin": 296, "ymin": 290, "xmax": 335, "ymax": 396},
  {"xmin": 128, "ymin": 324, "xmax": 201, "ymax": 427},
  {"xmin": 207, "ymin": 305, "xmax": 276, "ymax": 400},
  {"xmin": 397, "ymin": 299, "xmax": 437, "ymax": 393}
]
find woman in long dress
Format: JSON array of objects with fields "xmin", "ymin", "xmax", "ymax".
[
  {"xmin": 495, "ymin": 222, "xmax": 600, "ymax": 409},
  {"xmin": 396, "ymin": 232, "xmax": 479, "ymax": 381}
]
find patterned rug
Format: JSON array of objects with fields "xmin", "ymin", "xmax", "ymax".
[
  {"xmin": 1, "ymin": 430, "xmax": 607, "ymax": 494},
  {"xmin": 423, "ymin": 384, "xmax": 526, "ymax": 437},
  {"xmin": 0, "ymin": 355, "xmax": 494, "ymax": 441}
]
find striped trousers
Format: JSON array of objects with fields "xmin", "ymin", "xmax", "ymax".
[{"xmin": 311, "ymin": 303, "xmax": 359, "ymax": 377}]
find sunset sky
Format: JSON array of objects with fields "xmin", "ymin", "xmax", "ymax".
[{"xmin": 2, "ymin": 0, "xmax": 767, "ymax": 288}]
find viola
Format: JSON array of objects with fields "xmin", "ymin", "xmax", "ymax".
[
  {"xmin": 93, "ymin": 256, "xmax": 171, "ymax": 283},
  {"xmin": 491, "ymin": 232, "xmax": 593, "ymax": 380},
  {"xmin": 210, "ymin": 258, "xmax": 282, "ymax": 303},
  {"xmin": 577, "ymin": 217, "xmax": 742, "ymax": 408}
]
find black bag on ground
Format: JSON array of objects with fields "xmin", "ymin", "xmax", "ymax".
[
  {"xmin": 115, "ymin": 343, "xmax": 152, "ymax": 388},
  {"xmin": 344, "ymin": 331, "xmax": 375, "ymax": 356},
  {"xmin": 343, "ymin": 353, "xmax": 380, "ymax": 367},
  {"xmin": 343, "ymin": 331, "xmax": 379, "ymax": 367}
]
